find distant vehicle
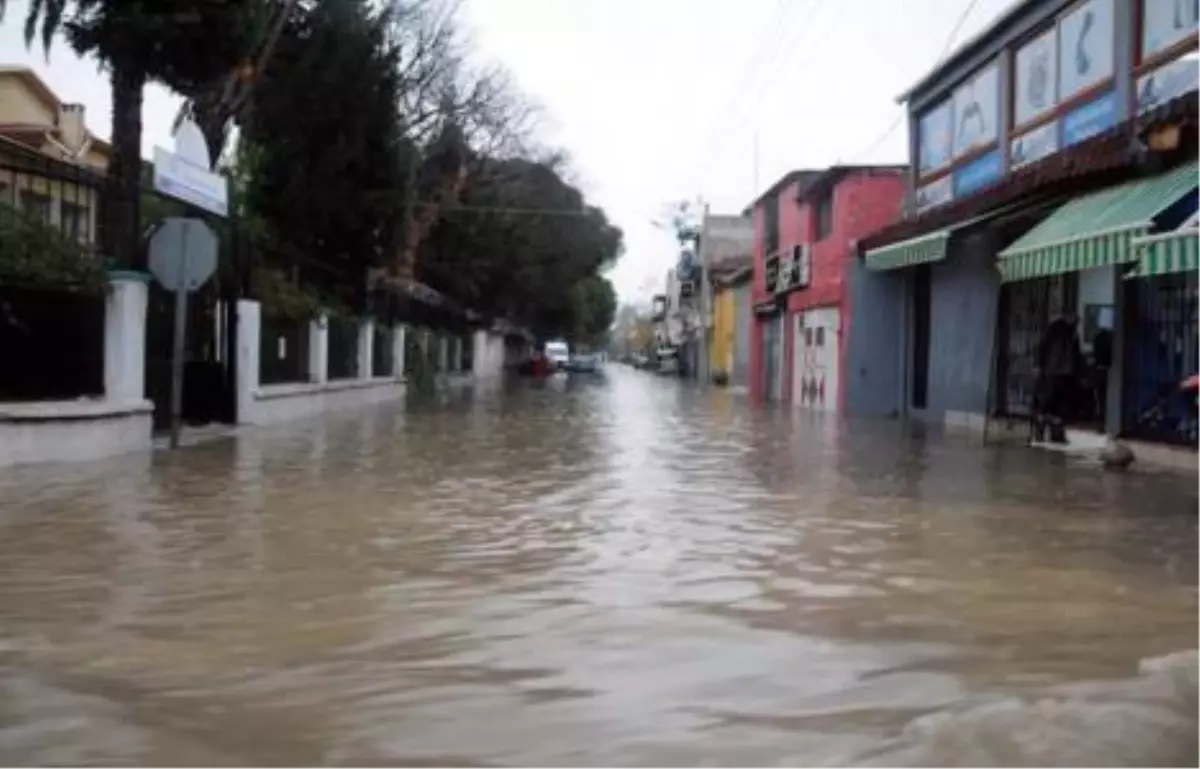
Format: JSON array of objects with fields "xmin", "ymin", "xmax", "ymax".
[
  {"xmin": 544, "ymin": 341, "xmax": 570, "ymax": 369},
  {"xmin": 657, "ymin": 348, "xmax": 679, "ymax": 376},
  {"xmin": 565, "ymin": 353, "xmax": 602, "ymax": 374}
]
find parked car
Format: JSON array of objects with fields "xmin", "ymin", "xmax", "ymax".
[{"xmin": 565, "ymin": 353, "xmax": 602, "ymax": 374}]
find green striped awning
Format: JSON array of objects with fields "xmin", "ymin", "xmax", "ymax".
[
  {"xmin": 1126, "ymin": 229, "xmax": 1200, "ymax": 278},
  {"xmin": 864, "ymin": 229, "xmax": 950, "ymax": 271},
  {"xmin": 998, "ymin": 160, "xmax": 1199, "ymax": 283}
]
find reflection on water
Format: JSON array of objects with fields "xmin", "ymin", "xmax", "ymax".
[{"xmin": 0, "ymin": 369, "xmax": 1195, "ymax": 766}]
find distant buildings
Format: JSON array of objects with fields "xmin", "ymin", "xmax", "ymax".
[{"xmin": 745, "ymin": 167, "xmax": 907, "ymax": 409}]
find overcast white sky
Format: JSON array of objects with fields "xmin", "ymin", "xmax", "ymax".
[{"xmin": 1, "ymin": 0, "xmax": 1015, "ymax": 305}]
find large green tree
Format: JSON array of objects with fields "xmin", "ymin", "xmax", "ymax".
[
  {"xmin": 417, "ymin": 155, "xmax": 622, "ymax": 340},
  {"xmin": 237, "ymin": 0, "xmax": 405, "ymax": 309},
  {"xmin": 569, "ymin": 275, "xmax": 616, "ymax": 348},
  {"xmin": 0, "ymin": 0, "xmax": 256, "ymax": 268}
]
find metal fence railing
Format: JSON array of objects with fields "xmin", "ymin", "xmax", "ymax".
[
  {"xmin": 372, "ymin": 323, "xmax": 394, "ymax": 378},
  {"xmin": 327, "ymin": 315, "xmax": 359, "ymax": 380},
  {"xmin": 996, "ymin": 274, "xmax": 1078, "ymax": 417},
  {"xmin": 260, "ymin": 314, "xmax": 311, "ymax": 385},
  {"xmin": 0, "ymin": 148, "xmax": 108, "ymax": 401},
  {"xmin": 1124, "ymin": 271, "xmax": 1199, "ymax": 445}
]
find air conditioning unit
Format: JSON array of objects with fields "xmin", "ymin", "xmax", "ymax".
[
  {"xmin": 775, "ymin": 249, "xmax": 793, "ymax": 295},
  {"xmin": 793, "ymin": 244, "xmax": 812, "ymax": 288}
]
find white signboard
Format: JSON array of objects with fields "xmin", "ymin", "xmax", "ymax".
[
  {"xmin": 1137, "ymin": 52, "xmax": 1200, "ymax": 114},
  {"xmin": 1010, "ymin": 120, "xmax": 1059, "ymax": 170},
  {"xmin": 1014, "ymin": 28, "xmax": 1058, "ymax": 126},
  {"xmin": 1059, "ymin": 0, "xmax": 1115, "ymax": 102},
  {"xmin": 915, "ymin": 175, "xmax": 954, "ymax": 212},
  {"xmin": 952, "ymin": 62, "xmax": 1000, "ymax": 158},
  {"xmin": 1142, "ymin": 0, "xmax": 1199, "ymax": 60},
  {"xmin": 153, "ymin": 119, "xmax": 229, "ymax": 218},
  {"xmin": 918, "ymin": 100, "xmax": 954, "ymax": 175}
]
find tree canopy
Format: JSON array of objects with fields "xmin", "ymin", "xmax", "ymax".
[
  {"xmin": 236, "ymin": 0, "xmax": 622, "ymax": 339},
  {"xmin": 0, "ymin": 0, "xmax": 623, "ymax": 340},
  {"xmin": 1, "ymin": 0, "xmax": 258, "ymax": 268}
]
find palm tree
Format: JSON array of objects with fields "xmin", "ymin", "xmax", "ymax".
[{"xmin": 0, "ymin": 0, "xmax": 254, "ymax": 269}]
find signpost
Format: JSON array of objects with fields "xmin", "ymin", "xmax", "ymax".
[
  {"xmin": 151, "ymin": 119, "xmax": 228, "ymax": 448},
  {"xmin": 149, "ymin": 218, "xmax": 219, "ymax": 449}
]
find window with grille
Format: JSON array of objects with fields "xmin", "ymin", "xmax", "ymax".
[{"xmin": 815, "ymin": 191, "xmax": 833, "ymax": 240}]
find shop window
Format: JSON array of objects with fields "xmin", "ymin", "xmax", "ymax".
[{"xmin": 998, "ymin": 274, "xmax": 1078, "ymax": 417}]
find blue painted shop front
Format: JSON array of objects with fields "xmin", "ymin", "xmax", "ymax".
[{"xmin": 846, "ymin": 229, "xmax": 1001, "ymax": 423}]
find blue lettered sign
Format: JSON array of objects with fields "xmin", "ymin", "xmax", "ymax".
[
  {"xmin": 1063, "ymin": 91, "xmax": 1119, "ymax": 147},
  {"xmin": 953, "ymin": 149, "xmax": 1004, "ymax": 198}
]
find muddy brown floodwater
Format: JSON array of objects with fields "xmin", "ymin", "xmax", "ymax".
[{"xmin": 0, "ymin": 368, "xmax": 1196, "ymax": 766}]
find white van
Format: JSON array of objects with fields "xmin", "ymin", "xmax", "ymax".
[{"xmin": 544, "ymin": 341, "xmax": 570, "ymax": 368}]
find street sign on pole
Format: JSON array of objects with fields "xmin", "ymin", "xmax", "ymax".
[
  {"xmin": 153, "ymin": 118, "xmax": 229, "ymax": 217},
  {"xmin": 148, "ymin": 217, "xmax": 219, "ymax": 449}
]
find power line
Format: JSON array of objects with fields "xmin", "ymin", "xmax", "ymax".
[
  {"xmin": 683, "ymin": 0, "xmax": 804, "ymax": 187},
  {"xmin": 844, "ymin": 0, "xmax": 984, "ymax": 164},
  {"xmin": 418, "ymin": 201, "xmax": 595, "ymax": 217}
]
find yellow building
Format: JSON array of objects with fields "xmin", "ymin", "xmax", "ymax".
[
  {"xmin": 710, "ymin": 285, "xmax": 735, "ymax": 376},
  {"xmin": 0, "ymin": 66, "xmax": 110, "ymax": 244},
  {"xmin": 707, "ymin": 255, "xmax": 752, "ymax": 381}
]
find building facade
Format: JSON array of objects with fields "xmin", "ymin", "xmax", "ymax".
[
  {"xmin": 746, "ymin": 167, "xmax": 907, "ymax": 409},
  {"xmin": 696, "ymin": 212, "xmax": 754, "ymax": 383},
  {"xmin": 748, "ymin": 170, "xmax": 820, "ymax": 402},
  {"xmin": 852, "ymin": 0, "xmax": 1198, "ymax": 448},
  {"xmin": 706, "ymin": 253, "xmax": 753, "ymax": 385},
  {"xmin": 0, "ymin": 66, "xmax": 110, "ymax": 246}
]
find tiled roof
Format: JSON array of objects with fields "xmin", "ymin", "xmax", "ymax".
[{"xmin": 859, "ymin": 94, "xmax": 1199, "ymax": 253}]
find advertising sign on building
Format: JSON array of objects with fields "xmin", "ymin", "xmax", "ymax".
[
  {"xmin": 1011, "ymin": 120, "xmax": 1059, "ymax": 169},
  {"xmin": 1014, "ymin": 28, "xmax": 1058, "ymax": 126},
  {"xmin": 1137, "ymin": 53, "xmax": 1200, "ymax": 114},
  {"xmin": 1142, "ymin": 0, "xmax": 1199, "ymax": 60},
  {"xmin": 1059, "ymin": 0, "xmax": 1115, "ymax": 102},
  {"xmin": 918, "ymin": 100, "xmax": 954, "ymax": 175},
  {"xmin": 1063, "ymin": 90, "xmax": 1119, "ymax": 146},
  {"xmin": 915, "ymin": 175, "xmax": 954, "ymax": 212},
  {"xmin": 952, "ymin": 62, "xmax": 1000, "ymax": 158},
  {"xmin": 953, "ymin": 149, "xmax": 1004, "ymax": 198}
]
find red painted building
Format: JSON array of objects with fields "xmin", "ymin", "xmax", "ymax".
[{"xmin": 748, "ymin": 166, "xmax": 906, "ymax": 409}]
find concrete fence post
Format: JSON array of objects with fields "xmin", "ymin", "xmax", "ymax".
[
  {"xmin": 103, "ymin": 273, "xmax": 149, "ymax": 403},
  {"xmin": 308, "ymin": 313, "xmax": 328, "ymax": 384},
  {"xmin": 392, "ymin": 323, "xmax": 407, "ymax": 381},
  {"xmin": 473, "ymin": 329, "xmax": 488, "ymax": 377},
  {"xmin": 235, "ymin": 299, "xmax": 262, "ymax": 424},
  {"xmin": 358, "ymin": 317, "xmax": 375, "ymax": 379}
]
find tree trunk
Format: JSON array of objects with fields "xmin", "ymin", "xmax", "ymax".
[{"xmin": 101, "ymin": 63, "xmax": 146, "ymax": 270}]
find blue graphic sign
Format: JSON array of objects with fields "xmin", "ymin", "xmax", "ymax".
[
  {"xmin": 1010, "ymin": 120, "xmax": 1059, "ymax": 170},
  {"xmin": 1062, "ymin": 91, "xmax": 1119, "ymax": 147},
  {"xmin": 953, "ymin": 149, "xmax": 1004, "ymax": 198}
]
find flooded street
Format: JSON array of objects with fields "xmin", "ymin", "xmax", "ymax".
[{"xmin": 0, "ymin": 368, "xmax": 1196, "ymax": 766}]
